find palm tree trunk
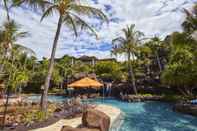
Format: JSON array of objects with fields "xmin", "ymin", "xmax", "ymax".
[
  {"xmin": 155, "ymin": 51, "xmax": 162, "ymax": 73},
  {"xmin": 40, "ymin": 15, "xmax": 63, "ymax": 113},
  {"xmin": 177, "ymin": 87, "xmax": 188, "ymax": 97},
  {"xmin": 1, "ymin": 87, "xmax": 10, "ymax": 130},
  {"xmin": 3, "ymin": 0, "xmax": 10, "ymax": 21},
  {"xmin": 128, "ymin": 53, "xmax": 137, "ymax": 94},
  {"xmin": 0, "ymin": 51, "xmax": 6, "ymax": 74}
]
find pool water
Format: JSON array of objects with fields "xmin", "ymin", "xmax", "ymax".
[
  {"xmin": 27, "ymin": 96, "xmax": 197, "ymax": 131},
  {"xmin": 89, "ymin": 98, "xmax": 197, "ymax": 131},
  {"xmin": 27, "ymin": 95, "xmax": 67, "ymax": 103}
]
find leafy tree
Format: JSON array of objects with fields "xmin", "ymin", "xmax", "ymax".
[
  {"xmin": 146, "ymin": 37, "xmax": 163, "ymax": 73},
  {"xmin": 95, "ymin": 61, "xmax": 123, "ymax": 82},
  {"xmin": 161, "ymin": 32, "xmax": 197, "ymax": 97}
]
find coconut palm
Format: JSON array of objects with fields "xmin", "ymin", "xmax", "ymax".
[
  {"xmin": 39, "ymin": 0, "xmax": 107, "ymax": 112},
  {"xmin": 112, "ymin": 24, "xmax": 144, "ymax": 94},
  {"xmin": 147, "ymin": 37, "xmax": 163, "ymax": 73},
  {"xmin": 0, "ymin": 20, "xmax": 35, "ymax": 129},
  {"xmin": 0, "ymin": 21, "xmax": 29, "ymax": 72}
]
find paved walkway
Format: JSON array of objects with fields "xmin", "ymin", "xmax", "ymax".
[{"xmin": 31, "ymin": 105, "xmax": 121, "ymax": 131}]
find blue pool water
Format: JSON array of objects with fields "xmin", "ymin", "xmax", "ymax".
[
  {"xmin": 28, "ymin": 96, "xmax": 197, "ymax": 131},
  {"xmin": 27, "ymin": 95, "xmax": 67, "ymax": 103}
]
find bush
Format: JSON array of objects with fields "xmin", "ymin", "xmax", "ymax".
[
  {"xmin": 162, "ymin": 94, "xmax": 186, "ymax": 102},
  {"xmin": 23, "ymin": 110, "xmax": 52, "ymax": 124},
  {"xmin": 141, "ymin": 93, "xmax": 153, "ymax": 97}
]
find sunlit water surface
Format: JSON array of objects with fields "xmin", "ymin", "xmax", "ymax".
[{"xmin": 27, "ymin": 96, "xmax": 197, "ymax": 131}]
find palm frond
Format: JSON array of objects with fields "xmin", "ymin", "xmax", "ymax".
[
  {"xmin": 63, "ymin": 13, "xmax": 78, "ymax": 37},
  {"xmin": 14, "ymin": 44, "xmax": 36, "ymax": 56},
  {"xmin": 66, "ymin": 12, "xmax": 97, "ymax": 37},
  {"xmin": 40, "ymin": 5, "xmax": 58, "ymax": 21},
  {"xmin": 112, "ymin": 37, "xmax": 125, "ymax": 45},
  {"xmin": 12, "ymin": 0, "xmax": 52, "ymax": 11},
  {"xmin": 69, "ymin": 4, "xmax": 108, "ymax": 22},
  {"xmin": 14, "ymin": 31, "xmax": 29, "ymax": 39}
]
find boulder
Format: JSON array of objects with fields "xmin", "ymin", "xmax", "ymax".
[
  {"xmin": 82, "ymin": 109, "xmax": 110, "ymax": 131},
  {"xmin": 81, "ymin": 95, "xmax": 88, "ymax": 100},
  {"xmin": 61, "ymin": 126, "xmax": 100, "ymax": 131},
  {"xmin": 54, "ymin": 107, "xmax": 62, "ymax": 112},
  {"xmin": 174, "ymin": 103, "xmax": 197, "ymax": 116}
]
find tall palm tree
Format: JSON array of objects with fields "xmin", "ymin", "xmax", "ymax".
[
  {"xmin": 147, "ymin": 37, "xmax": 163, "ymax": 73},
  {"xmin": 112, "ymin": 24, "xmax": 143, "ymax": 94},
  {"xmin": 0, "ymin": 21, "xmax": 28, "ymax": 72},
  {"xmin": 0, "ymin": 20, "xmax": 34, "ymax": 129},
  {"xmin": 39, "ymin": 0, "xmax": 107, "ymax": 112}
]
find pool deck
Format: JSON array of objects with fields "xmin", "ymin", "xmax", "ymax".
[{"xmin": 31, "ymin": 104, "xmax": 122, "ymax": 131}]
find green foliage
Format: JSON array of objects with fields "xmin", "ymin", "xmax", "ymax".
[
  {"xmin": 140, "ymin": 93, "xmax": 153, "ymax": 97},
  {"xmin": 161, "ymin": 32, "xmax": 197, "ymax": 96},
  {"xmin": 95, "ymin": 61, "xmax": 123, "ymax": 81},
  {"xmin": 162, "ymin": 94, "xmax": 186, "ymax": 102},
  {"xmin": 182, "ymin": 4, "xmax": 197, "ymax": 34},
  {"xmin": 23, "ymin": 110, "xmax": 47, "ymax": 124}
]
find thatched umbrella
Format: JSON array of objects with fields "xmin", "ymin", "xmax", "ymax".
[{"xmin": 68, "ymin": 77, "xmax": 103, "ymax": 89}]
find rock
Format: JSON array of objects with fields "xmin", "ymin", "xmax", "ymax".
[
  {"xmin": 61, "ymin": 126, "xmax": 100, "ymax": 131},
  {"xmin": 174, "ymin": 103, "xmax": 197, "ymax": 116},
  {"xmin": 61, "ymin": 126, "xmax": 76, "ymax": 131},
  {"xmin": 82, "ymin": 109, "xmax": 110, "ymax": 131},
  {"xmin": 89, "ymin": 94, "xmax": 99, "ymax": 99},
  {"xmin": 7, "ymin": 106, "xmax": 17, "ymax": 113},
  {"xmin": 81, "ymin": 95, "xmax": 88, "ymax": 100},
  {"xmin": 54, "ymin": 108, "xmax": 62, "ymax": 112},
  {"xmin": 31, "ymin": 102, "xmax": 38, "ymax": 106}
]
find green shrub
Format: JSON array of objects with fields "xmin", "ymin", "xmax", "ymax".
[
  {"xmin": 23, "ymin": 111, "xmax": 49, "ymax": 124},
  {"xmin": 162, "ymin": 94, "xmax": 186, "ymax": 102}
]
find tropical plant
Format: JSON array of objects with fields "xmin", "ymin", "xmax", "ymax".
[
  {"xmin": 0, "ymin": 21, "xmax": 28, "ymax": 73},
  {"xmin": 161, "ymin": 32, "xmax": 197, "ymax": 97},
  {"xmin": 0, "ymin": 20, "xmax": 35, "ymax": 129},
  {"xmin": 38, "ymin": 0, "xmax": 107, "ymax": 113},
  {"xmin": 95, "ymin": 61, "xmax": 123, "ymax": 82},
  {"xmin": 146, "ymin": 37, "xmax": 163, "ymax": 73},
  {"xmin": 112, "ymin": 24, "xmax": 144, "ymax": 94}
]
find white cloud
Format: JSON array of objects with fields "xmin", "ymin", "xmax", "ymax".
[{"xmin": 0, "ymin": 0, "xmax": 196, "ymax": 60}]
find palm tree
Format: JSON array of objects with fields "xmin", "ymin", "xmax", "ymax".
[
  {"xmin": 112, "ymin": 24, "xmax": 143, "ymax": 94},
  {"xmin": 0, "ymin": 21, "xmax": 28, "ymax": 72},
  {"xmin": 0, "ymin": 20, "xmax": 34, "ymax": 130},
  {"xmin": 147, "ymin": 37, "xmax": 163, "ymax": 73},
  {"xmin": 39, "ymin": 0, "xmax": 107, "ymax": 112}
]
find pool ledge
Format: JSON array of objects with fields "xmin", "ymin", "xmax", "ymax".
[{"xmin": 31, "ymin": 104, "xmax": 122, "ymax": 131}]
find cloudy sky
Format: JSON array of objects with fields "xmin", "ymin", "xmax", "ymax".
[{"xmin": 0, "ymin": 0, "xmax": 196, "ymax": 60}]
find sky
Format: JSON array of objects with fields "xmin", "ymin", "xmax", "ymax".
[{"xmin": 0, "ymin": 0, "xmax": 197, "ymax": 60}]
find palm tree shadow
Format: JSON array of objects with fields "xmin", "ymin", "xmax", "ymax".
[{"xmin": 124, "ymin": 101, "xmax": 197, "ymax": 131}]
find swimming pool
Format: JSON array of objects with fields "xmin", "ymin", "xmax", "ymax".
[
  {"xmin": 27, "ymin": 96, "xmax": 197, "ymax": 131},
  {"xmin": 27, "ymin": 95, "xmax": 68, "ymax": 103},
  {"xmin": 89, "ymin": 98, "xmax": 197, "ymax": 131}
]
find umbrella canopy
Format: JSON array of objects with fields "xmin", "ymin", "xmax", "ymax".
[{"xmin": 68, "ymin": 77, "xmax": 103, "ymax": 89}]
